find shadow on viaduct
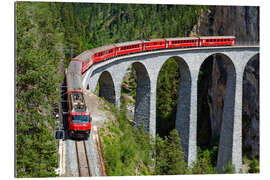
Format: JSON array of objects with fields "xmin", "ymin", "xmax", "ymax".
[{"xmin": 82, "ymin": 46, "xmax": 259, "ymax": 173}]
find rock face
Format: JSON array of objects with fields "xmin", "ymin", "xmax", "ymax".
[{"xmin": 191, "ymin": 6, "xmax": 260, "ymax": 158}]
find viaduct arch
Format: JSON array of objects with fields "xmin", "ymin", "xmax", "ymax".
[{"xmin": 83, "ymin": 46, "xmax": 259, "ymax": 173}]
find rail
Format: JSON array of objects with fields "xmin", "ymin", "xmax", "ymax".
[
  {"xmin": 75, "ymin": 140, "xmax": 91, "ymax": 177},
  {"xmin": 96, "ymin": 128, "xmax": 107, "ymax": 176}
]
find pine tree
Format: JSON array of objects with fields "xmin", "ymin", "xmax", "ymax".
[{"xmin": 155, "ymin": 129, "xmax": 187, "ymax": 175}]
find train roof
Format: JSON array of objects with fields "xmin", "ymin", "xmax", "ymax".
[
  {"xmin": 91, "ymin": 44, "xmax": 116, "ymax": 53},
  {"xmin": 199, "ymin": 36, "xmax": 235, "ymax": 39},
  {"xmin": 143, "ymin": 38, "xmax": 166, "ymax": 42},
  {"xmin": 74, "ymin": 49, "xmax": 94, "ymax": 62},
  {"xmin": 165, "ymin": 37, "xmax": 199, "ymax": 41},
  {"xmin": 115, "ymin": 40, "xmax": 143, "ymax": 47},
  {"xmin": 67, "ymin": 61, "xmax": 83, "ymax": 91}
]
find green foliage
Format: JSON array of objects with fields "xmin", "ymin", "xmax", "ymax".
[
  {"xmin": 16, "ymin": 2, "xmax": 64, "ymax": 177},
  {"xmin": 248, "ymin": 157, "xmax": 259, "ymax": 173},
  {"xmin": 155, "ymin": 129, "xmax": 187, "ymax": 175},
  {"xmin": 55, "ymin": 3, "xmax": 206, "ymax": 52},
  {"xmin": 189, "ymin": 147, "xmax": 216, "ymax": 174},
  {"xmin": 222, "ymin": 161, "xmax": 235, "ymax": 174},
  {"xmin": 100, "ymin": 102, "xmax": 155, "ymax": 176}
]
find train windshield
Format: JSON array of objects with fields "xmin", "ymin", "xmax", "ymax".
[{"xmin": 71, "ymin": 115, "xmax": 90, "ymax": 123}]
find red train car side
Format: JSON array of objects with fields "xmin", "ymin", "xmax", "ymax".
[
  {"xmin": 92, "ymin": 44, "xmax": 116, "ymax": 63},
  {"xmin": 143, "ymin": 39, "xmax": 166, "ymax": 51},
  {"xmin": 200, "ymin": 36, "xmax": 235, "ymax": 47},
  {"xmin": 115, "ymin": 41, "xmax": 143, "ymax": 56},
  {"xmin": 166, "ymin": 37, "xmax": 199, "ymax": 48}
]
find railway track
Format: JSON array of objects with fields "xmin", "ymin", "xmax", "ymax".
[{"xmin": 75, "ymin": 140, "xmax": 91, "ymax": 177}]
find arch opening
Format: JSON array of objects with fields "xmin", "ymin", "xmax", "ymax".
[
  {"xmin": 156, "ymin": 55, "xmax": 192, "ymax": 163},
  {"xmin": 197, "ymin": 53, "xmax": 236, "ymax": 170},
  {"xmin": 156, "ymin": 57, "xmax": 181, "ymax": 138},
  {"xmin": 119, "ymin": 62, "xmax": 151, "ymax": 132},
  {"xmin": 96, "ymin": 71, "xmax": 116, "ymax": 105},
  {"xmin": 242, "ymin": 53, "xmax": 259, "ymax": 172}
]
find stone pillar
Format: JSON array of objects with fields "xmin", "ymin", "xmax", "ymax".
[
  {"xmin": 133, "ymin": 62, "xmax": 151, "ymax": 132},
  {"xmin": 231, "ymin": 70, "xmax": 243, "ymax": 173},
  {"xmin": 113, "ymin": 79, "xmax": 122, "ymax": 109},
  {"xmin": 175, "ymin": 59, "xmax": 194, "ymax": 165},
  {"xmin": 187, "ymin": 72, "xmax": 199, "ymax": 166},
  {"xmin": 149, "ymin": 76, "xmax": 157, "ymax": 139},
  {"xmin": 217, "ymin": 59, "xmax": 237, "ymax": 173}
]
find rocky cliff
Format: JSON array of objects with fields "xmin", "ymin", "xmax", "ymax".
[{"xmin": 191, "ymin": 6, "xmax": 259, "ymax": 158}]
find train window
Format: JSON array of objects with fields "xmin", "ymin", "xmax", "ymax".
[{"xmin": 160, "ymin": 42, "xmax": 162, "ymax": 45}]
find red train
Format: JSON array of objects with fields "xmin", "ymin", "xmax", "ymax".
[
  {"xmin": 73, "ymin": 36, "xmax": 235, "ymax": 74},
  {"xmin": 66, "ymin": 36, "xmax": 235, "ymax": 138}
]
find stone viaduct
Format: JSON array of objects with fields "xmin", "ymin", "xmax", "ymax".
[{"xmin": 82, "ymin": 46, "xmax": 259, "ymax": 173}]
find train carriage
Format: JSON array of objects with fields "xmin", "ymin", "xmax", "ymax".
[
  {"xmin": 92, "ymin": 44, "xmax": 116, "ymax": 64},
  {"xmin": 143, "ymin": 38, "xmax": 166, "ymax": 51},
  {"xmin": 115, "ymin": 40, "xmax": 143, "ymax": 56},
  {"xmin": 166, "ymin": 37, "xmax": 199, "ymax": 48},
  {"xmin": 200, "ymin": 36, "xmax": 235, "ymax": 47}
]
